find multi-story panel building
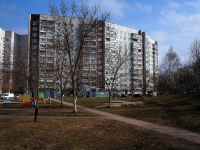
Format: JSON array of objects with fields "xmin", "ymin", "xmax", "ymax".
[
  {"xmin": 104, "ymin": 22, "xmax": 158, "ymax": 95},
  {"xmin": 0, "ymin": 28, "xmax": 5, "ymax": 95},
  {"xmin": 28, "ymin": 14, "xmax": 158, "ymax": 96},
  {"xmin": 28, "ymin": 14, "xmax": 105, "ymax": 95},
  {"xmin": 0, "ymin": 28, "xmax": 28, "ymax": 93}
]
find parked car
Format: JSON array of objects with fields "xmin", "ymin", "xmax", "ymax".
[{"xmin": 1, "ymin": 93, "xmax": 14, "ymax": 99}]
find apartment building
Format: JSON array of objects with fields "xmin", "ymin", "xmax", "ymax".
[
  {"xmin": 0, "ymin": 28, "xmax": 5, "ymax": 95},
  {"xmin": 104, "ymin": 22, "xmax": 158, "ymax": 95},
  {"xmin": 28, "ymin": 14, "xmax": 158, "ymax": 95},
  {"xmin": 0, "ymin": 28, "xmax": 28, "ymax": 94}
]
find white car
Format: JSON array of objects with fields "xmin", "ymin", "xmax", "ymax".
[{"xmin": 1, "ymin": 93, "xmax": 14, "ymax": 99}]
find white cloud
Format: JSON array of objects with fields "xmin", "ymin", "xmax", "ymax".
[
  {"xmin": 84, "ymin": 0, "xmax": 152, "ymax": 20},
  {"xmin": 150, "ymin": 30, "xmax": 191, "ymax": 65},
  {"xmin": 134, "ymin": 2, "xmax": 152, "ymax": 13},
  {"xmin": 184, "ymin": 1, "xmax": 200, "ymax": 8},
  {"xmin": 85, "ymin": 0, "xmax": 130, "ymax": 18},
  {"xmin": 150, "ymin": 31, "xmax": 168, "ymax": 43},
  {"xmin": 167, "ymin": 0, "xmax": 180, "ymax": 8},
  {"xmin": 160, "ymin": 10, "xmax": 200, "ymax": 33}
]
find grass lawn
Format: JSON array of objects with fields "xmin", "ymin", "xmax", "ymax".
[
  {"xmin": 0, "ymin": 94, "xmax": 200, "ymax": 149},
  {"xmin": 64, "ymin": 93, "xmax": 200, "ymax": 133},
  {"xmin": 0, "ymin": 118, "xmax": 200, "ymax": 150},
  {"xmin": 0, "ymin": 101, "xmax": 100, "ymax": 117}
]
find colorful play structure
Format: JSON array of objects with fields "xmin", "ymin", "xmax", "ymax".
[
  {"xmin": 1, "ymin": 92, "xmax": 50, "ymax": 107},
  {"xmin": 23, "ymin": 92, "xmax": 47, "ymax": 106}
]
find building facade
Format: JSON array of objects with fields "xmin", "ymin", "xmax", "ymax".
[
  {"xmin": 0, "ymin": 28, "xmax": 28, "ymax": 94},
  {"xmin": 104, "ymin": 22, "xmax": 158, "ymax": 95},
  {"xmin": 0, "ymin": 28, "xmax": 5, "ymax": 95},
  {"xmin": 28, "ymin": 14, "xmax": 158, "ymax": 96}
]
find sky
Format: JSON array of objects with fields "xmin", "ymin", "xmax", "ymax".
[{"xmin": 1, "ymin": 0, "xmax": 200, "ymax": 65}]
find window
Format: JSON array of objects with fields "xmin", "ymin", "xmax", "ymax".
[
  {"xmin": 99, "ymin": 27, "xmax": 102, "ymax": 30},
  {"xmin": 90, "ymin": 64, "xmax": 96, "ymax": 69},
  {"xmin": 32, "ymin": 45, "xmax": 37, "ymax": 49},
  {"xmin": 98, "ymin": 42, "xmax": 102, "ymax": 46},
  {"xmin": 47, "ymin": 39, "xmax": 53, "ymax": 42},
  {"xmin": 91, "ymin": 41, "xmax": 96, "ymax": 46},
  {"xmin": 90, "ymin": 53, "xmax": 96, "ymax": 57},
  {"xmin": 32, "ymin": 57, "xmax": 37, "ymax": 61},
  {"xmin": 40, "ymin": 38, "xmax": 46, "ymax": 42},
  {"xmin": 40, "ymin": 32, "xmax": 46, "ymax": 36},
  {"xmin": 40, "ymin": 44, "xmax": 46, "ymax": 48},
  {"xmin": 32, "ymin": 33, "xmax": 38, "ymax": 37},
  {"xmin": 98, "ymin": 55, "xmax": 102, "ymax": 58},
  {"xmin": 32, "ymin": 21, "xmax": 38, "ymax": 25},
  {"xmin": 98, "ymin": 37, "xmax": 102, "ymax": 41},
  {"xmin": 98, "ymin": 32, "xmax": 102, "ymax": 35},
  {"xmin": 110, "ymin": 44, "xmax": 115, "ymax": 48},
  {"xmin": 40, "ymin": 26, "xmax": 46, "ymax": 30},
  {"xmin": 32, "ymin": 39, "xmax": 37, "ymax": 43},
  {"xmin": 46, "ymin": 32, "xmax": 53, "ymax": 36},
  {"xmin": 98, "ymin": 72, "xmax": 102, "ymax": 75},
  {"xmin": 33, "ymin": 27, "xmax": 38, "ymax": 31},
  {"xmin": 98, "ymin": 49, "xmax": 102, "ymax": 52},
  {"xmin": 32, "ymin": 51, "xmax": 37, "ymax": 55},
  {"xmin": 98, "ymin": 66, "xmax": 102, "ymax": 69}
]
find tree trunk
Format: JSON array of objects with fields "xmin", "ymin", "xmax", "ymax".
[
  {"xmin": 60, "ymin": 89, "xmax": 63, "ymax": 107},
  {"xmin": 73, "ymin": 95, "xmax": 77, "ymax": 113},
  {"xmin": 108, "ymin": 91, "xmax": 112, "ymax": 108}
]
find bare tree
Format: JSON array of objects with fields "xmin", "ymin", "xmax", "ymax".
[
  {"xmin": 49, "ymin": 0, "xmax": 109, "ymax": 112},
  {"xmin": 160, "ymin": 46, "xmax": 181, "ymax": 94},
  {"xmin": 145, "ymin": 70, "xmax": 158, "ymax": 93},
  {"xmin": 190, "ymin": 38, "xmax": 200, "ymax": 91},
  {"xmin": 54, "ymin": 44, "xmax": 70, "ymax": 106},
  {"xmin": 1, "ymin": 68, "xmax": 11, "ymax": 93},
  {"xmin": 12, "ymin": 42, "xmax": 37, "ymax": 97},
  {"xmin": 105, "ymin": 46, "xmax": 128, "ymax": 107}
]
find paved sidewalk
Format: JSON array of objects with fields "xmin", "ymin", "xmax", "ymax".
[{"xmin": 52, "ymin": 99, "xmax": 200, "ymax": 144}]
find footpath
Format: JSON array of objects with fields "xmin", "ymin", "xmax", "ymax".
[{"xmin": 51, "ymin": 99, "xmax": 200, "ymax": 145}]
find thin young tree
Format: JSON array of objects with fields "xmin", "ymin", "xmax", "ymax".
[
  {"xmin": 105, "ymin": 46, "xmax": 128, "ymax": 107},
  {"xmin": 49, "ymin": 0, "xmax": 110, "ymax": 112},
  {"xmin": 54, "ymin": 42, "xmax": 70, "ymax": 106},
  {"xmin": 160, "ymin": 46, "xmax": 181, "ymax": 94},
  {"xmin": 12, "ymin": 42, "xmax": 37, "ymax": 97}
]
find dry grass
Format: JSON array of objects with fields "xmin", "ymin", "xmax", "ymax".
[
  {"xmin": 0, "ymin": 101, "xmax": 100, "ymax": 118},
  {"xmin": 66, "ymin": 93, "xmax": 200, "ymax": 133},
  {"xmin": 0, "ymin": 118, "xmax": 200, "ymax": 150},
  {"xmin": 0, "ymin": 94, "xmax": 200, "ymax": 149},
  {"xmin": 97, "ymin": 93, "xmax": 200, "ymax": 133}
]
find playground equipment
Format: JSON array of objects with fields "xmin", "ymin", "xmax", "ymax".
[{"xmin": 23, "ymin": 92, "xmax": 50, "ymax": 106}]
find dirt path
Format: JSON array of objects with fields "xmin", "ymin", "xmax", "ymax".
[{"xmin": 51, "ymin": 99, "xmax": 200, "ymax": 144}]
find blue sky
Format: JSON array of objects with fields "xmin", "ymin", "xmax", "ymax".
[{"xmin": 1, "ymin": 0, "xmax": 200, "ymax": 64}]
